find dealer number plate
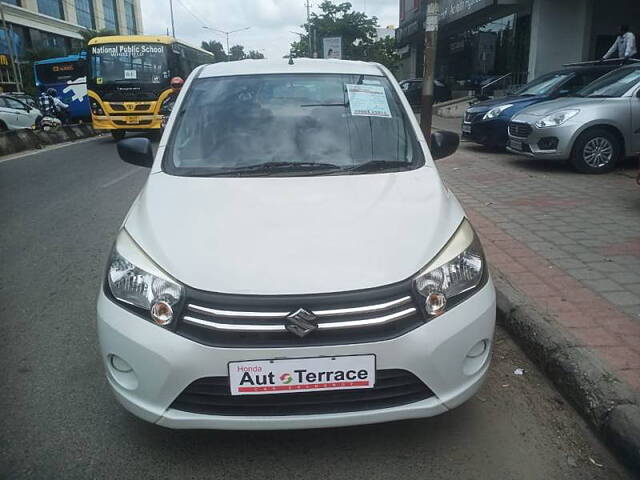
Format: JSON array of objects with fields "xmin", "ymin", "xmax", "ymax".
[{"xmin": 228, "ymin": 355, "xmax": 376, "ymax": 396}]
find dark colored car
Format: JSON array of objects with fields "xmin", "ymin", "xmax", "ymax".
[
  {"xmin": 400, "ymin": 79, "xmax": 451, "ymax": 108},
  {"xmin": 462, "ymin": 64, "xmax": 621, "ymax": 148}
]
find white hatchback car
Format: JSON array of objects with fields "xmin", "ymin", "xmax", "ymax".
[
  {"xmin": 0, "ymin": 95, "xmax": 41, "ymax": 130},
  {"xmin": 98, "ymin": 58, "xmax": 496, "ymax": 430}
]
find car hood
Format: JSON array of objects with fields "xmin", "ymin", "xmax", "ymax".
[
  {"xmin": 123, "ymin": 168, "xmax": 464, "ymax": 295},
  {"xmin": 514, "ymin": 97, "xmax": 607, "ymax": 117},
  {"xmin": 468, "ymin": 95, "xmax": 546, "ymax": 112}
]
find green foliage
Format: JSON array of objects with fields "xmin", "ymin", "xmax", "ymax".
[
  {"xmin": 247, "ymin": 50, "xmax": 265, "ymax": 60},
  {"xmin": 201, "ymin": 40, "xmax": 227, "ymax": 63},
  {"xmin": 228, "ymin": 45, "xmax": 246, "ymax": 62},
  {"xmin": 289, "ymin": 1, "xmax": 398, "ymax": 71}
]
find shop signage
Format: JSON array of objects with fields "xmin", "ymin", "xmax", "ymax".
[{"xmin": 440, "ymin": 0, "xmax": 495, "ymax": 24}]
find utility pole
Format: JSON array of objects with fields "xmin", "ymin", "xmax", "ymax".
[
  {"xmin": 0, "ymin": 3, "xmax": 21, "ymax": 92},
  {"xmin": 420, "ymin": 0, "xmax": 439, "ymax": 144},
  {"xmin": 169, "ymin": 0, "xmax": 176, "ymax": 37},
  {"xmin": 305, "ymin": 0, "xmax": 312, "ymax": 58},
  {"xmin": 202, "ymin": 26, "xmax": 251, "ymax": 61}
]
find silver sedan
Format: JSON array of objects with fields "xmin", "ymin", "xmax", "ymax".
[{"xmin": 507, "ymin": 65, "xmax": 640, "ymax": 173}]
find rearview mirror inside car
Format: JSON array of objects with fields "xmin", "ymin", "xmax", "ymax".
[
  {"xmin": 430, "ymin": 130, "xmax": 460, "ymax": 160},
  {"xmin": 117, "ymin": 138, "xmax": 154, "ymax": 168}
]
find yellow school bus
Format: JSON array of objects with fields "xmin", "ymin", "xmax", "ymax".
[{"xmin": 87, "ymin": 35, "xmax": 213, "ymax": 139}]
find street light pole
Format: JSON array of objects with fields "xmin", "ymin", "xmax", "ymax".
[
  {"xmin": 169, "ymin": 0, "xmax": 175, "ymax": 37},
  {"xmin": 202, "ymin": 26, "xmax": 251, "ymax": 61},
  {"xmin": 0, "ymin": 2, "xmax": 21, "ymax": 92},
  {"xmin": 420, "ymin": 0, "xmax": 439, "ymax": 144}
]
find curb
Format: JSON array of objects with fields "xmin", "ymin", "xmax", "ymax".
[
  {"xmin": 493, "ymin": 272, "xmax": 640, "ymax": 472},
  {"xmin": 0, "ymin": 125, "xmax": 97, "ymax": 157}
]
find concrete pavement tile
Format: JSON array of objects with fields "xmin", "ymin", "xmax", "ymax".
[
  {"xmin": 566, "ymin": 268, "xmax": 606, "ymax": 281},
  {"xmin": 582, "ymin": 279, "xmax": 624, "ymax": 293},
  {"xmin": 594, "ymin": 346, "xmax": 640, "ymax": 370},
  {"xmin": 601, "ymin": 291, "xmax": 640, "ymax": 307},
  {"xmin": 568, "ymin": 327, "xmax": 623, "ymax": 347},
  {"xmin": 587, "ymin": 262, "xmax": 627, "ymax": 273}
]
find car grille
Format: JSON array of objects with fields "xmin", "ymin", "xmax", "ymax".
[
  {"xmin": 176, "ymin": 281, "xmax": 425, "ymax": 348},
  {"xmin": 109, "ymin": 103, "xmax": 126, "ymax": 111},
  {"xmin": 508, "ymin": 122, "xmax": 532, "ymax": 138},
  {"xmin": 135, "ymin": 104, "xmax": 152, "ymax": 111},
  {"xmin": 170, "ymin": 369, "xmax": 434, "ymax": 416}
]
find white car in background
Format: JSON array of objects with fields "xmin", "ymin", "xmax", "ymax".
[{"xmin": 0, "ymin": 95, "xmax": 42, "ymax": 131}]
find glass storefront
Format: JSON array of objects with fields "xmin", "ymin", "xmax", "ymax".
[{"xmin": 437, "ymin": 12, "xmax": 531, "ymax": 90}]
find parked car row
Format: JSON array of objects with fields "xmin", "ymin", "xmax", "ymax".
[
  {"xmin": 462, "ymin": 60, "xmax": 640, "ymax": 174},
  {"xmin": 0, "ymin": 93, "xmax": 42, "ymax": 131}
]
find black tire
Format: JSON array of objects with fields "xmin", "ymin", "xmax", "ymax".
[
  {"xmin": 111, "ymin": 130, "xmax": 126, "ymax": 141},
  {"xmin": 0, "ymin": 121, "xmax": 8, "ymax": 132},
  {"xmin": 570, "ymin": 128, "xmax": 621, "ymax": 174}
]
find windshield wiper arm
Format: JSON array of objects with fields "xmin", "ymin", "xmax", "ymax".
[
  {"xmin": 215, "ymin": 161, "xmax": 343, "ymax": 176},
  {"xmin": 300, "ymin": 102, "xmax": 349, "ymax": 107},
  {"xmin": 342, "ymin": 160, "xmax": 412, "ymax": 173}
]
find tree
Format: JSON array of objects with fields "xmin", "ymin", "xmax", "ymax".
[
  {"xmin": 201, "ymin": 40, "xmax": 227, "ymax": 63},
  {"xmin": 366, "ymin": 36, "xmax": 400, "ymax": 72},
  {"xmin": 290, "ymin": 1, "xmax": 390, "ymax": 65},
  {"xmin": 247, "ymin": 50, "xmax": 265, "ymax": 60},
  {"xmin": 228, "ymin": 45, "xmax": 246, "ymax": 62}
]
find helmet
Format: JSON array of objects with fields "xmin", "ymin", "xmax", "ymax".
[
  {"xmin": 170, "ymin": 77, "xmax": 184, "ymax": 89},
  {"xmin": 47, "ymin": 88, "xmax": 57, "ymax": 97}
]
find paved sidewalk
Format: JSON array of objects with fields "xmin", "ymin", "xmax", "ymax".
[{"xmin": 433, "ymin": 115, "xmax": 640, "ymax": 392}]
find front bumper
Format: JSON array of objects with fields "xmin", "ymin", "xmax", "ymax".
[
  {"xmin": 462, "ymin": 118, "xmax": 509, "ymax": 147},
  {"xmin": 506, "ymin": 115, "xmax": 579, "ymax": 160},
  {"xmin": 92, "ymin": 114, "xmax": 163, "ymax": 130},
  {"xmin": 97, "ymin": 280, "xmax": 496, "ymax": 430}
]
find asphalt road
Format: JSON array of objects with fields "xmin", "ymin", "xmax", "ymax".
[{"xmin": 0, "ymin": 136, "xmax": 633, "ymax": 479}]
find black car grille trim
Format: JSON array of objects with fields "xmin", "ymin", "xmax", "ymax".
[
  {"xmin": 170, "ymin": 369, "xmax": 435, "ymax": 416},
  {"xmin": 175, "ymin": 281, "xmax": 426, "ymax": 348},
  {"xmin": 508, "ymin": 122, "xmax": 532, "ymax": 138}
]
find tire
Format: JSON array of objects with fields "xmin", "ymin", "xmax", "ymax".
[
  {"xmin": 111, "ymin": 130, "xmax": 126, "ymax": 141},
  {"xmin": 0, "ymin": 121, "xmax": 8, "ymax": 132},
  {"xmin": 570, "ymin": 128, "xmax": 621, "ymax": 174}
]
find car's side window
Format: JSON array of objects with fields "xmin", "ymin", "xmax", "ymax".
[
  {"xmin": 5, "ymin": 98, "xmax": 24, "ymax": 110},
  {"xmin": 0, "ymin": 98, "xmax": 8, "ymax": 108}
]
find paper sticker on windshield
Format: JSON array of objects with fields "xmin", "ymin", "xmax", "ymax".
[
  {"xmin": 124, "ymin": 69, "xmax": 137, "ymax": 80},
  {"xmin": 362, "ymin": 79, "xmax": 382, "ymax": 85},
  {"xmin": 346, "ymin": 84, "xmax": 392, "ymax": 118},
  {"xmin": 152, "ymin": 75, "xmax": 160, "ymax": 83}
]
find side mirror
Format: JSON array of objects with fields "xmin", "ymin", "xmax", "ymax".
[
  {"xmin": 430, "ymin": 130, "xmax": 460, "ymax": 160},
  {"xmin": 117, "ymin": 138, "xmax": 154, "ymax": 167}
]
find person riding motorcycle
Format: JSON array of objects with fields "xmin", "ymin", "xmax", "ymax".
[
  {"xmin": 160, "ymin": 77, "xmax": 184, "ymax": 127},
  {"xmin": 38, "ymin": 88, "xmax": 70, "ymax": 125}
]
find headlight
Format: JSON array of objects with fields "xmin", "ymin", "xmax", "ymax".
[
  {"xmin": 107, "ymin": 229, "xmax": 183, "ymax": 326},
  {"xmin": 535, "ymin": 109, "xmax": 579, "ymax": 128},
  {"xmin": 483, "ymin": 104, "xmax": 513, "ymax": 120},
  {"xmin": 413, "ymin": 219, "xmax": 485, "ymax": 316}
]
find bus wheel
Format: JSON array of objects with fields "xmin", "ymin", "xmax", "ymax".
[{"xmin": 111, "ymin": 130, "xmax": 126, "ymax": 141}]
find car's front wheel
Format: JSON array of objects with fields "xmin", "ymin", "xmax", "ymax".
[{"xmin": 571, "ymin": 128, "xmax": 621, "ymax": 174}]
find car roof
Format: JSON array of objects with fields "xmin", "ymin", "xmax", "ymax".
[{"xmin": 198, "ymin": 58, "xmax": 386, "ymax": 79}]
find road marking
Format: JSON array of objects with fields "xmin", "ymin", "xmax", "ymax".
[
  {"xmin": 101, "ymin": 168, "xmax": 144, "ymax": 188},
  {"xmin": 0, "ymin": 135, "xmax": 105, "ymax": 164}
]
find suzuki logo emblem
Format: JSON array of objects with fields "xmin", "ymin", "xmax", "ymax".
[{"xmin": 285, "ymin": 308, "xmax": 318, "ymax": 338}]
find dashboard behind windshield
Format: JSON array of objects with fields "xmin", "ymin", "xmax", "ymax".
[{"xmin": 89, "ymin": 43, "xmax": 169, "ymax": 87}]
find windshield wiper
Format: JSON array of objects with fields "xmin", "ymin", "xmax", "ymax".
[
  {"xmin": 341, "ymin": 160, "xmax": 412, "ymax": 173},
  {"xmin": 587, "ymin": 94, "xmax": 614, "ymax": 98},
  {"xmin": 212, "ymin": 161, "xmax": 343, "ymax": 176}
]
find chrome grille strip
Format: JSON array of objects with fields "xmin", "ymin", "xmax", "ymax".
[
  {"xmin": 182, "ymin": 307, "xmax": 418, "ymax": 332},
  {"xmin": 187, "ymin": 295, "xmax": 413, "ymax": 320},
  {"xmin": 313, "ymin": 296, "xmax": 412, "ymax": 317}
]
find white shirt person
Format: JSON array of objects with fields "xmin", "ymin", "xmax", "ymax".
[{"xmin": 603, "ymin": 25, "xmax": 637, "ymax": 60}]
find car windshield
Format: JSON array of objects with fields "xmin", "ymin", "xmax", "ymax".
[
  {"xmin": 89, "ymin": 43, "xmax": 168, "ymax": 86},
  {"xmin": 165, "ymin": 73, "xmax": 424, "ymax": 177},
  {"xmin": 578, "ymin": 67, "xmax": 640, "ymax": 98},
  {"xmin": 514, "ymin": 72, "xmax": 572, "ymax": 96}
]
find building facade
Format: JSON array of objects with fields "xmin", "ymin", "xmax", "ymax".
[
  {"xmin": 0, "ymin": 0, "xmax": 143, "ymax": 57},
  {"xmin": 396, "ymin": 0, "xmax": 640, "ymax": 90}
]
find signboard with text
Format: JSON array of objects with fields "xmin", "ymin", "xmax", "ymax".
[
  {"xmin": 439, "ymin": 0, "xmax": 495, "ymax": 24},
  {"xmin": 323, "ymin": 37, "xmax": 342, "ymax": 59}
]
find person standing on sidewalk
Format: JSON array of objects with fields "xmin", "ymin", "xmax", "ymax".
[{"xmin": 602, "ymin": 25, "xmax": 637, "ymax": 62}]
